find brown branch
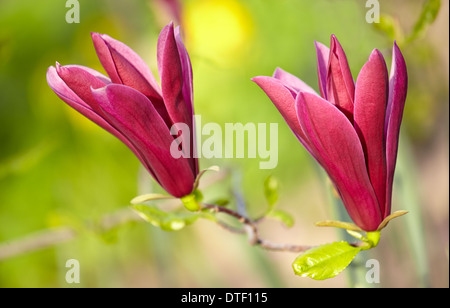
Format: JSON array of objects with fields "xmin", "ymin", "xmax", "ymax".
[
  {"xmin": 0, "ymin": 227, "xmax": 77, "ymax": 260},
  {"xmin": 202, "ymin": 203, "xmax": 313, "ymax": 253},
  {"xmin": 257, "ymin": 239, "xmax": 314, "ymax": 253}
]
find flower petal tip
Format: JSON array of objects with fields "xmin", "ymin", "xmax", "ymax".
[
  {"xmin": 273, "ymin": 67, "xmax": 283, "ymax": 76},
  {"xmin": 91, "ymin": 32, "xmax": 106, "ymax": 45},
  {"xmin": 369, "ymin": 48, "xmax": 383, "ymax": 59},
  {"xmin": 314, "ymin": 40, "xmax": 327, "ymax": 49},
  {"xmin": 164, "ymin": 21, "xmax": 175, "ymax": 32},
  {"xmin": 250, "ymin": 76, "xmax": 263, "ymax": 83}
]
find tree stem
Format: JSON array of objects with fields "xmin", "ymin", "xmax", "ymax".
[{"xmin": 202, "ymin": 203, "xmax": 312, "ymax": 252}]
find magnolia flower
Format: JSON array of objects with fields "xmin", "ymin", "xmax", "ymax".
[
  {"xmin": 47, "ymin": 22, "xmax": 198, "ymax": 198},
  {"xmin": 252, "ymin": 35, "xmax": 407, "ymax": 231}
]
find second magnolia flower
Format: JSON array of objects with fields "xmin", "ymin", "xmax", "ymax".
[
  {"xmin": 47, "ymin": 22, "xmax": 198, "ymax": 198},
  {"xmin": 253, "ymin": 35, "xmax": 408, "ymax": 231}
]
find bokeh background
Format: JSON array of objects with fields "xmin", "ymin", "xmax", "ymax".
[{"xmin": 0, "ymin": 0, "xmax": 448, "ymax": 288}]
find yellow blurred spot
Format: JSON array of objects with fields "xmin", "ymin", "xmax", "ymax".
[{"xmin": 184, "ymin": 0, "xmax": 254, "ymax": 65}]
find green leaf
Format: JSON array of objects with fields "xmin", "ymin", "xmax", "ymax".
[
  {"xmin": 377, "ymin": 210, "xmax": 408, "ymax": 231},
  {"xmin": 210, "ymin": 198, "xmax": 230, "ymax": 207},
  {"xmin": 344, "ymin": 230, "xmax": 379, "ymax": 250},
  {"xmin": 193, "ymin": 165, "xmax": 220, "ymax": 190},
  {"xmin": 266, "ymin": 209, "xmax": 294, "ymax": 228},
  {"xmin": 132, "ymin": 204, "xmax": 200, "ymax": 231},
  {"xmin": 197, "ymin": 209, "xmax": 218, "ymax": 222},
  {"xmin": 193, "ymin": 189, "xmax": 204, "ymax": 202},
  {"xmin": 292, "ymin": 241, "xmax": 361, "ymax": 280},
  {"xmin": 263, "ymin": 175, "xmax": 279, "ymax": 209},
  {"xmin": 346, "ymin": 229, "xmax": 366, "ymax": 242},
  {"xmin": 130, "ymin": 193, "xmax": 174, "ymax": 205},
  {"xmin": 315, "ymin": 220, "xmax": 363, "ymax": 231},
  {"xmin": 373, "ymin": 14, "xmax": 404, "ymax": 43},
  {"xmin": 407, "ymin": 0, "xmax": 441, "ymax": 43}
]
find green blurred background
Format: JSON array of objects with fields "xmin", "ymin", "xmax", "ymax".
[{"xmin": 0, "ymin": 0, "xmax": 448, "ymax": 287}]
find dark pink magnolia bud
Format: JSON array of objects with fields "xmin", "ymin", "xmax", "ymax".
[
  {"xmin": 47, "ymin": 22, "xmax": 198, "ymax": 198},
  {"xmin": 253, "ymin": 36, "xmax": 407, "ymax": 231}
]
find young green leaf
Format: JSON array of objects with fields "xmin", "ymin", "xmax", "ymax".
[
  {"xmin": 130, "ymin": 193, "xmax": 174, "ymax": 205},
  {"xmin": 210, "ymin": 198, "xmax": 230, "ymax": 207},
  {"xmin": 266, "ymin": 209, "xmax": 294, "ymax": 228},
  {"xmin": 376, "ymin": 210, "xmax": 408, "ymax": 231},
  {"xmin": 315, "ymin": 220, "xmax": 363, "ymax": 231},
  {"xmin": 193, "ymin": 165, "xmax": 220, "ymax": 190},
  {"xmin": 407, "ymin": 0, "xmax": 441, "ymax": 43},
  {"xmin": 264, "ymin": 175, "xmax": 279, "ymax": 209},
  {"xmin": 132, "ymin": 205, "xmax": 200, "ymax": 231},
  {"xmin": 373, "ymin": 14, "xmax": 404, "ymax": 44},
  {"xmin": 292, "ymin": 241, "xmax": 361, "ymax": 280}
]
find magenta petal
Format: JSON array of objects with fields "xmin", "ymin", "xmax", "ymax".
[
  {"xmin": 157, "ymin": 22, "xmax": 192, "ymax": 130},
  {"xmin": 174, "ymin": 26, "xmax": 194, "ymax": 117},
  {"xmin": 64, "ymin": 64, "xmax": 112, "ymax": 85},
  {"xmin": 314, "ymin": 41, "xmax": 329, "ymax": 99},
  {"xmin": 174, "ymin": 26, "xmax": 197, "ymax": 175},
  {"xmin": 91, "ymin": 33, "xmax": 120, "ymax": 83},
  {"xmin": 297, "ymin": 92, "xmax": 382, "ymax": 231},
  {"xmin": 55, "ymin": 63, "xmax": 108, "ymax": 114},
  {"xmin": 91, "ymin": 84, "xmax": 195, "ymax": 198},
  {"xmin": 91, "ymin": 33, "xmax": 163, "ymax": 104},
  {"xmin": 273, "ymin": 67, "xmax": 317, "ymax": 95},
  {"xmin": 354, "ymin": 49, "xmax": 389, "ymax": 217},
  {"xmin": 385, "ymin": 42, "xmax": 408, "ymax": 217},
  {"xmin": 157, "ymin": 24, "xmax": 171, "ymax": 77},
  {"xmin": 251, "ymin": 76, "xmax": 313, "ymax": 152},
  {"xmin": 326, "ymin": 35, "xmax": 355, "ymax": 120},
  {"xmin": 46, "ymin": 66, "xmax": 151, "ymax": 178},
  {"xmin": 158, "ymin": 23, "xmax": 196, "ymax": 175},
  {"xmin": 47, "ymin": 65, "xmax": 87, "ymax": 107}
]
